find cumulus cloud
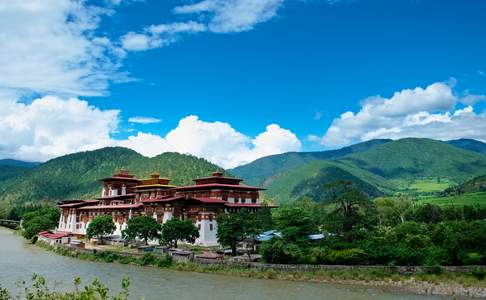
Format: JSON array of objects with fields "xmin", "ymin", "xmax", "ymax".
[
  {"xmin": 0, "ymin": 96, "xmax": 119, "ymax": 162},
  {"xmin": 0, "ymin": 0, "xmax": 125, "ymax": 98},
  {"xmin": 313, "ymin": 82, "xmax": 486, "ymax": 147},
  {"xmin": 128, "ymin": 116, "xmax": 162, "ymax": 124},
  {"xmin": 117, "ymin": 116, "xmax": 301, "ymax": 168}
]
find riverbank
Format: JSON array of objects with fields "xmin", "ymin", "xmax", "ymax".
[{"xmin": 35, "ymin": 241, "xmax": 486, "ymax": 298}]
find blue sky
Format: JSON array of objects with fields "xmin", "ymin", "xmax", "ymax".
[{"xmin": 0, "ymin": 0, "xmax": 485, "ymax": 167}]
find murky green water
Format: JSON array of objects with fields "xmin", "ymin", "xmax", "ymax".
[{"xmin": 0, "ymin": 227, "xmax": 448, "ymax": 300}]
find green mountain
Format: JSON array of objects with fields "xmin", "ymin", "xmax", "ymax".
[
  {"xmin": 261, "ymin": 138, "xmax": 486, "ymax": 203},
  {"xmin": 338, "ymin": 138, "xmax": 486, "ymax": 181},
  {"xmin": 264, "ymin": 160, "xmax": 394, "ymax": 203},
  {"xmin": 0, "ymin": 160, "xmax": 40, "ymax": 182},
  {"xmin": 0, "ymin": 147, "xmax": 221, "ymax": 216},
  {"xmin": 0, "ymin": 159, "xmax": 40, "ymax": 168},
  {"xmin": 230, "ymin": 139, "xmax": 391, "ymax": 186},
  {"xmin": 446, "ymin": 139, "xmax": 486, "ymax": 155}
]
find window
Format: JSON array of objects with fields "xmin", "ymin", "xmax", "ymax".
[
  {"xmin": 209, "ymin": 224, "xmax": 213, "ymax": 231},
  {"xmin": 209, "ymin": 214, "xmax": 213, "ymax": 221},
  {"xmin": 198, "ymin": 224, "xmax": 201, "ymax": 230}
]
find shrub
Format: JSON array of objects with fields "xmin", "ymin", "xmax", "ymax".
[
  {"xmin": 463, "ymin": 252, "xmax": 483, "ymax": 265},
  {"xmin": 140, "ymin": 254, "xmax": 157, "ymax": 266},
  {"xmin": 97, "ymin": 251, "xmax": 119, "ymax": 263},
  {"xmin": 471, "ymin": 267, "xmax": 486, "ymax": 280},
  {"xmin": 324, "ymin": 248, "xmax": 367, "ymax": 265},
  {"xmin": 156, "ymin": 255, "xmax": 173, "ymax": 268},
  {"xmin": 261, "ymin": 238, "xmax": 303, "ymax": 264}
]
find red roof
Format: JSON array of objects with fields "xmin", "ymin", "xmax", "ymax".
[
  {"xmin": 174, "ymin": 183, "xmax": 264, "ymax": 191},
  {"xmin": 39, "ymin": 231, "xmax": 69, "ymax": 239},
  {"xmin": 142, "ymin": 196, "xmax": 226, "ymax": 204},
  {"xmin": 224, "ymin": 203, "xmax": 269, "ymax": 208},
  {"xmin": 192, "ymin": 197, "xmax": 226, "ymax": 204},
  {"xmin": 59, "ymin": 200, "xmax": 99, "ymax": 208},
  {"xmin": 99, "ymin": 176, "xmax": 140, "ymax": 182},
  {"xmin": 142, "ymin": 196, "xmax": 180, "ymax": 203},
  {"xmin": 79, "ymin": 203, "xmax": 143, "ymax": 210}
]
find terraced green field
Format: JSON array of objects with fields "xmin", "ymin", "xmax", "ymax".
[{"xmin": 416, "ymin": 192, "xmax": 486, "ymax": 207}]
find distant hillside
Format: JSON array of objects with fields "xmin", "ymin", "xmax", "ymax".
[
  {"xmin": 0, "ymin": 159, "xmax": 40, "ymax": 168},
  {"xmin": 264, "ymin": 160, "xmax": 393, "ymax": 203},
  {"xmin": 446, "ymin": 139, "xmax": 486, "ymax": 155},
  {"xmin": 230, "ymin": 139, "xmax": 391, "ymax": 186},
  {"xmin": 338, "ymin": 138, "xmax": 486, "ymax": 182},
  {"xmin": 442, "ymin": 174, "xmax": 486, "ymax": 195},
  {"xmin": 0, "ymin": 159, "xmax": 39, "ymax": 182},
  {"xmin": 260, "ymin": 138, "xmax": 486, "ymax": 203},
  {"xmin": 0, "ymin": 147, "xmax": 221, "ymax": 215}
]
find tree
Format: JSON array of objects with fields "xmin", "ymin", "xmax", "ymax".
[
  {"xmin": 160, "ymin": 219, "xmax": 199, "ymax": 248},
  {"xmin": 273, "ymin": 206, "xmax": 319, "ymax": 247},
  {"xmin": 21, "ymin": 206, "xmax": 60, "ymax": 240},
  {"xmin": 216, "ymin": 209, "xmax": 260, "ymax": 256},
  {"xmin": 86, "ymin": 215, "xmax": 116, "ymax": 242},
  {"xmin": 123, "ymin": 215, "xmax": 162, "ymax": 245},
  {"xmin": 375, "ymin": 196, "xmax": 411, "ymax": 226},
  {"xmin": 324, "ymin": 180, "xmax": 377, "ymax": 241},
  {"xmin": 407, "ymin": 203, "xmax": 442, "ymax": 224}
]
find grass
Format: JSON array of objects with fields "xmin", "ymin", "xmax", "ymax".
[
  {"xmin": 408, "ymin": 178, "xmax": 453, "ymax": 193},
  {"xmin": 416, "ymin": 192, "xmax": 486, "ymax": 207},
  {"xmin": 389, "ymin": 178, "xmax": 455, "ymax": 194}
]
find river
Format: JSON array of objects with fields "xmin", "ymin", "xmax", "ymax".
[{"xmin": 0, "ymin": 227, "xmax": 447, "ymax": 300}]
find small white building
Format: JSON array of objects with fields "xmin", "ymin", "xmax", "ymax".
[{"xmin": 38, "ymin": 231, "xmax": 72, "ymax": 245}]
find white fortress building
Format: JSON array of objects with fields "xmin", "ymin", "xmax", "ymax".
[{"xmin": 57, "ymin": 170, "xmax": 268, "ymax": 246}]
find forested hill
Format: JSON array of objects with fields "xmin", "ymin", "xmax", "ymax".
[
  {"xmin": 0, "ymin": 147, "xmax": 221, "ymax": 215},
  {"xmin": 247, "ymin": 138, "xmax": 486, "ymax": 203},
  {"xmin": 0, "ymin": 159, "xmax": 40, "ymax": 168},
  {"xmin": 0, "ymin": 159, "xmax": 40, "ymax": 182},
  {"xmin": 231, "ymin": 138, "xmax": 486, "ymax": 188},
  {"xmin": 446, "ymin": 139, "xmax": 486, "ymax": 155},
  {"xmin": 338, "ymin": 138, "xmax": 486, "ymax": 181},
  {"xmin": 230, "ymin": 139, "xmax": 391, "ymax": 186}
]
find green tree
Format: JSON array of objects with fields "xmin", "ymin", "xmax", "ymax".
[
  {"xmin": 122, "ymin": 215, "xmax": 162, "ymax": 245},
  {"xmin": 407, "ymin": 203, "xmax": 442, "ymax": 224},
  {"xmin": 375, "ymin": 196, "xmax": 411, "ymax": 226},
  {"xmin": 160, "ymin": 218, "xmax": 199, "ymax": 248},
  {"xmin": 216, "ymin": 209, "xmax": 260, "ymax": 256},
  {"xmin": 21, "ymin": 206, "xmax": 60, "ymax": 240},
  {"xmin": 261, "ymin": 238, "xmax": 303, "ymax": 264},
  {"xmin": 324, "ymin": 180, "xmax": 377, "ymax": 241},
  {"xmin": 86, "ymin": 215, "xmax": 116, "ymax": 242},
  {"xmin": 273, "ymin": 206, "xmax": 319, "ymax": 247}
]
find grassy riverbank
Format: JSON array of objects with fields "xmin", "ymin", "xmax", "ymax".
[{"xmin": 35, "ymin": 241, "xmax": 486, "ymax": 298}]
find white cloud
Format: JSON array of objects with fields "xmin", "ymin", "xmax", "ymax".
[
  {"xmin": 121, "ymin": 21, "xmax": 206, "ymax": 51},
  {"xmin": 314, "ymin": 82, "xmax": 486, "ymax": 147},
  {"xmin": 173, "ymin": 0, "xmax": 284, "ymax": 33},
  {"xmin": 0, "ymin": 0, "xmax": 124, "ymax": 97},
  {"xmin": 0, "ymin": 96, "xmax": 119, "ymax": 162},
  {"xmin": 0, "ymin": 0, "xmax": 301, "ymax": 167},
  {"xmin": 121, "ymin": 32, "xmax": 154, "ymax": 51},
  {"xmin": 128, "ymin": 116, "xmax": 162, "ymax": 124},
  {"xmin": 117, "ymin": 115, "xmax": 301, "ymax": 168},
  {"xmin": 460, "ymin": 94, "xmax": 486, "ymax": 105}
]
